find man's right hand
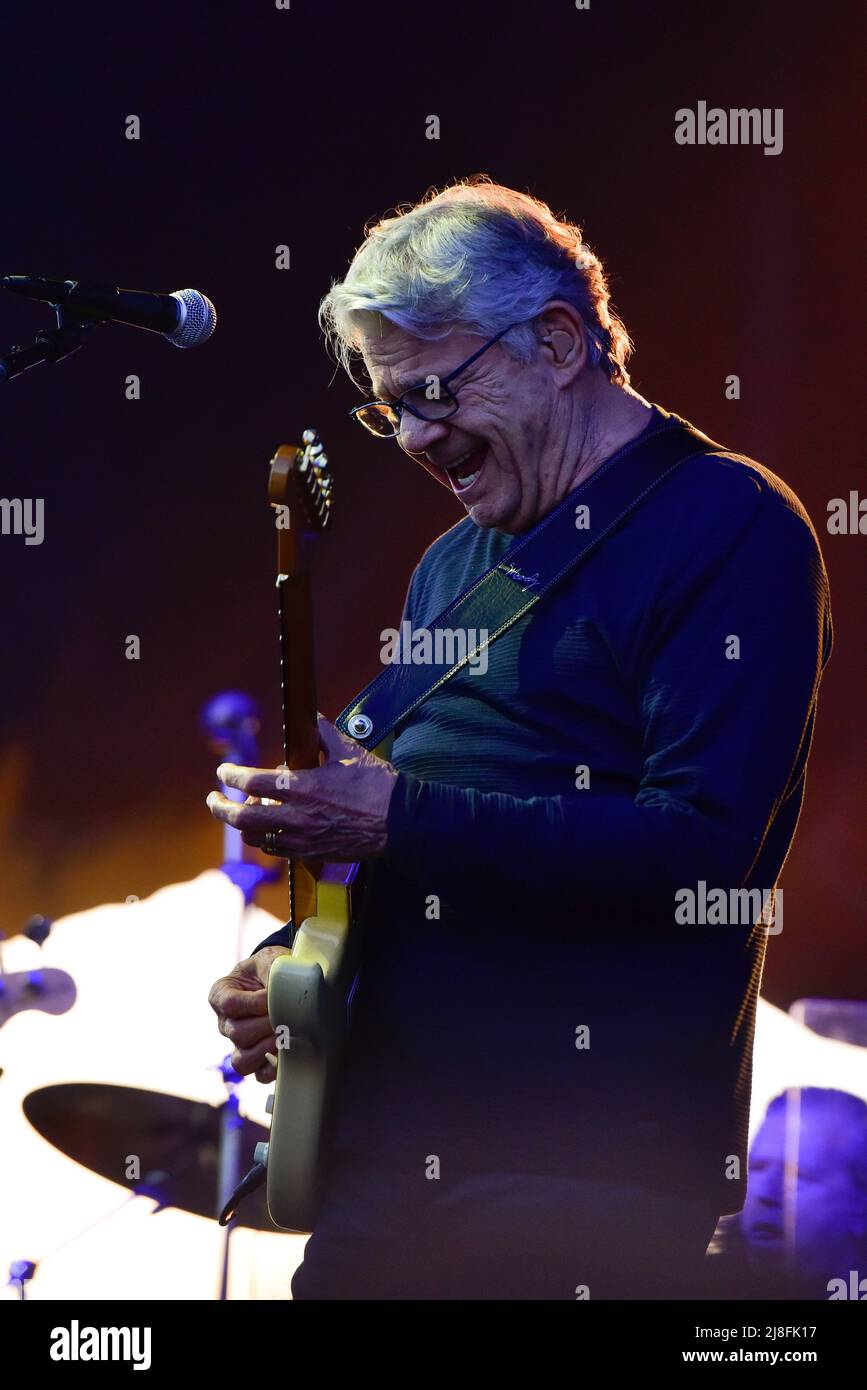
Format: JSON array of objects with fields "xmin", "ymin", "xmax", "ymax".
[{"xmin": 208, "ymin": 946, "xmax": 288, "ymax": 1084}]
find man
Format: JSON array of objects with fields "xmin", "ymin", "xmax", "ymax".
[
  {"xmin": 739, "ymin": 1089, "xmax": 867, "ymax": 1295},
  {"xmin": 207, "ymin": 178, "xmax": 832, "ymax": 1299}
]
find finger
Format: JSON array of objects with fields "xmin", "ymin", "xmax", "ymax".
[
  {"xmin": 208, "ymin": 978, "xmax": 269, "ymax": 1019},
  {"xmin": 220, "ymin": 1013, "xmax": 275, "ymax": 1048},
  {"xmin": 240, "ymin": 827, "xmax": 272, "ymax": 850},
  {"xmin": 206, "ymin": 790, "xmax": 308, "ymax": 832},
  {"xmin": 254, "ymin": 1060, "xmax": 277, "ymax": 1085},
  {"xmin": 216, "ymin": 763, "xmax": 300, "ymax": 799},
  {"xmin": 231, "ymin": 1035, "xmax": 278, "ymax": 1076}
]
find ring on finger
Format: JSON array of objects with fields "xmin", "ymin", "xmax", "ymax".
[{"xmin": 262, "ymin": 830, "xmax": 289, "ymax": 857}]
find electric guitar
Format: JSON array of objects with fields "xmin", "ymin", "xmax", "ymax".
[{"xmin": 253, "ymin": 430, "xmax": 366, "ymax": 1232}]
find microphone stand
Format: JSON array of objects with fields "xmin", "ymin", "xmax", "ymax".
[{"xmin": 0, "ymin": 302, "xmax": 104, "ymax": 384}]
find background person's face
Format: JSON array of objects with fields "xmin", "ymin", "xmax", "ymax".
[
  {"xmin": 360, "ymin": 321, "xmax": 564, "ymax": 534},
  {"xmin": 741, "ymin": 1105, "xmax": 867, "ymax": 1283},
  {"xmin": 741, "ymin": 1109, "xmax": 788, "ymax": 1264}
]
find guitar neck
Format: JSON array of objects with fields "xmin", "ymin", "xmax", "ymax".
[
  {"xmin": 276, "ymin": 569, "xmax": 320, "ymax": 771},
  {"xmin": 268, "ymin": 434, "xmax": 333, "ymax": 937},
  {"xmin": 276, "ymin": 563, "xmax": 321, "ymax": 933}
]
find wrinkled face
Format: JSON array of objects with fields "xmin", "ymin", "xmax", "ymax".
[
  {"xmin": 741, "ymin": 1105, "xmax": 867, "ymax": 1282},
  {"xmin": 360, "ymin": 320, "xmax": 567, "ymax": 534}
]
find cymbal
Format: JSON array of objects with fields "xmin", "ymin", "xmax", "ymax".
[{"xmin": 23, "ymin": 1083, "xmax": 274, "ymax": 1232}]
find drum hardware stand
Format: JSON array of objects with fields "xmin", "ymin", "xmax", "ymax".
[
  {"xmin": 200, "ymin": 690, "xmax": 281, "ymax": 1270},
  {"xmin": 7, "ymin": 1260, "xmax": 36, "ymax": 1300},
  {"xmin": 0, "ymin": 916, "xmax": 53, "ymax": 999},
  {"xmin": 19, "ymin": 915, "xmax": 54, "ymax": 994},
  {"xmin": 215, "ymin": 1056, "xmax": 245, "ymax": 1301},
  {"xmin": 199, "ymin": 690, "xmax": 281, "ymax": 952}
]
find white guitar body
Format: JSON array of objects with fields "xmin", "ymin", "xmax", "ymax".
[{"xmin": 257, "ymin": 863, "xmax": 362, "ymax": 1232}]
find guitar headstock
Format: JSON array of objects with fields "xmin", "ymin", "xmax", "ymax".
[{"xmin": 268, "ymin": 429, "xmax": 332, "ymax": 537}]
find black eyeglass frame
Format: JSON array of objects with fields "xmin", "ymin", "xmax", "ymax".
[{"xmin": 350, "ymin": 321, "xmax": 520, "ymax": 437}]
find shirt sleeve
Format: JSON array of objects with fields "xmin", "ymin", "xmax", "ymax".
[{"xmin": 383, "ymin": 475, "xmax": 832, "ymax": 921}]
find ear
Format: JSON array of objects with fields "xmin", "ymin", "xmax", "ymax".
[
  {"xmin": 536, "ymin": 302, "xmax": 590, "ymax": 381},
  {"xmin": 541, "ymin": 330, "xmax": 573, "ymax": 362}
]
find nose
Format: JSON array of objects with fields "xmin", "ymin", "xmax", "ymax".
[
  {"xmin": 750, "ymin": 1163, "xmax": 784, "ymax": 1209},
  {"xmin": 397, "ymin": 411, "xmax": 449, "ymax": 457}
]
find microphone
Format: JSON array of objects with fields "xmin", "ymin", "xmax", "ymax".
[{"xmin": 2, "ymin": 275, "xmax": 217, "ymax": 348}]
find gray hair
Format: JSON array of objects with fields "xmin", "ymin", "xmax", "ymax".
[{"xmin": 319, "ymin": 176, "xmax": 633, "ymax": 387}]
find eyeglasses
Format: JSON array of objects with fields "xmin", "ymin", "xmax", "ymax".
[{"xmin": 350, "ymin": 322, "xmax": 519, "ymax": 438}]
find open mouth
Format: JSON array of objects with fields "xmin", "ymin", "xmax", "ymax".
[
  {"xmin": 443, "ymin": 444, "xmax": 489, "ymax": 496},
  {"xmin": 747, "ymin": 1222, "xmax": 784, "ymax": 1242}
]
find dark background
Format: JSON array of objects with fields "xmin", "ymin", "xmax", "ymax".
[{"xmin": 0, "ymin": 0, "xmax": 863, "ymax": 1004}]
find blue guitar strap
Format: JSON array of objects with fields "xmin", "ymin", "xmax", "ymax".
[{"xmin": 336, "ymin": 411, "xmax": 723, "ymax": 750}]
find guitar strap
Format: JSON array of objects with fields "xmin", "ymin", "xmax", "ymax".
[{"xmin": 336, "ymin": 412, "xmax": 723, "ymax": 750}]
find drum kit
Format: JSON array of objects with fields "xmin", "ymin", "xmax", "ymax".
[{"xmin": 0, "ymin": 692, "xmax": 305, "ymax": 1301}]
